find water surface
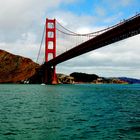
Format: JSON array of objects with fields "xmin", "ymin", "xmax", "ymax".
[{"xmin": 0, "ymin": 84, "xmax": 140, "ymax": 140}]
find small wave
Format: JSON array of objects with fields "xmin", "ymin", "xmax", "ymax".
[
  {"xmin": 49, "ymin": 109, "xmax": 55, "ymax": 112},
  {"xmin": 128, "ymin": 119, "xmax": 140, "ymax": 124},
  {"xmin": 89, "ymin": 125, "xmax": 98, "ymax": 129},
  {"xmin": 4, "ymin": 132, "xmax": 16, "ymax": 136},
  {"xmin": 33, "ymin": 116, "xmax": 43, "ymax": 119},
  {"xmin": 73, "ymin": 118, "xmax": 88, "ymax": 123},
  {"xmin": 118, "ymin": 126, "xmax": 140, "ymax": 133},
  {"xmin": 129, "ymin": 126, "xmax": 140, "ymax": 132}
]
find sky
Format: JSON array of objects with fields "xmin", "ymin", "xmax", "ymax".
[{"xmin": 0, "ymin": 0, "xmax": 140, "ymax": 78}]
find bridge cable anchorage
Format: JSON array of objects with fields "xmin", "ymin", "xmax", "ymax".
[{"xmin": 36, "ymin": 24, "xmax": 46, "ymax": 63}]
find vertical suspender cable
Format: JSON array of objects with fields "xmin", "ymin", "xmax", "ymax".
[{"xmin": 36, "ymin": 24, "xmax": 46, "ymax": 63}]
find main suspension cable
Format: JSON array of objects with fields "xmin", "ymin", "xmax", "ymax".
[
  {"xmin": 56, "ymin": 20, "xmax": 114, "ymax": 36},
  {"xmin": 56, "ymin": 14, "xmax": 138, "ymax": 37}
]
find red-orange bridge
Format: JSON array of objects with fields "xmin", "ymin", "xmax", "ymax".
[{"xmin": 37, "ymin": 13, "xmax": 140, "ymax": 84}]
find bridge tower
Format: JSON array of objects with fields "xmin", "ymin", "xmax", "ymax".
[{"xmin": 45, "ymin": 19, "xmax": 57, "ymax": 84}]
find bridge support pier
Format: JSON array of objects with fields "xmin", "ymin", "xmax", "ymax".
[
  {"xmin": 51, "ymin": 67, "xmax": 57, "ymax": 84},
  {"xmin": 43, "ymin": 65, "xmax": 57, "ymax": 84}
]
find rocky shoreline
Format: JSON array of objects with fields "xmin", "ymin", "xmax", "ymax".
[{"xmin": 57, "ymin": 73, "xmax": 129, "ymax": 84}]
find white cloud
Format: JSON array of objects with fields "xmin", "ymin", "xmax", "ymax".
[
  {"xmin": 104, "ymin": 0, "xmax": 133, "ymax": 7},
  {"xmin": 95, "ymin": 6, "xmax": 106, "ymax": 17},
  {"xmin": 121, "ymin": 0, "xmax": 133, "ymax": 6},
  {"xmin": 0, "ymin": 0, "xmax": 77, "ymax": 42},
  {"xmin": 50, "ymin": 10, "xmax": 97, "ymax": 30},
  {"xmin": 0, "ymin": 42, "xmax": 39, "ymax": 61}
]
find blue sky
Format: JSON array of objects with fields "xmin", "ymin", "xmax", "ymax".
[
  {"xmin": 62, "ymin": 0, "xmax": 139, "ymax": 15},
  {"xmin": 0, "ymin": 0, "xmax": 140, "ymax": 78},
  {"xmin": 59, "ymin": 0, "xmax": 140, "ymax": 25}
]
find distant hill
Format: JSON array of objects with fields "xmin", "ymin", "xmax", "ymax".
[
  {"xmin": 70, "ymin": 72, "xmax": 99, "ymax": 82},
  {"xmin": 118, "ymin": 77, "xmax": 140, "ymax": 84}
]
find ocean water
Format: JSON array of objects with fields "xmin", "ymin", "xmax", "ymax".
[{"xmin": 0, "ymin": 84, "xmax": 139, "ymax": 140}]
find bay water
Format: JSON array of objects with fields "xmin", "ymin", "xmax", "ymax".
[{"xmin": 0, "ymin": 84, "xmax": 140, "ymax": 140}]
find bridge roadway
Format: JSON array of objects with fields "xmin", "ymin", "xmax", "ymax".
[{"xmin": 45, "ymin": 14, "xmax": 140, "ymax": 67}]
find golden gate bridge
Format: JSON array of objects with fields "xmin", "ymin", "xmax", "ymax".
[{"xmin": 36, "ymin": 13, "xmax": 140, "ymax": 84}]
